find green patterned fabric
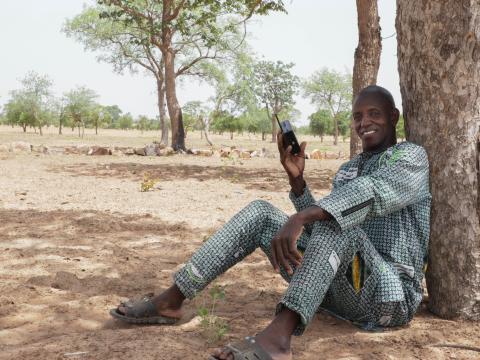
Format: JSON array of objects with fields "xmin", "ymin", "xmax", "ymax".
[{"xmin": 174, "ymin": 141, "xmax": 431, "ymax": 335}]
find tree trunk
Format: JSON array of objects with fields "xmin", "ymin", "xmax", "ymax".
[
  {"xmin": 22, "ymin": 124, "xmax": 27, "ymax": 132},
  {"xmin": 200, "ymin": 116, "xmax": 213, "ymax": 146},
  {"xmin": 95, "ymin": 120, "xmax": 98, "ymax": 135},
  {"xmin": 397, "ymin": 0, "xmax": 480, "ymax": 319},
  {"xmin": 262, "ymin": 132, "xmax": 266, "ymax": 141},
  {"xmin": 351, "ymin": 0, "xmax": 382, "ymax": 158},
  {"xmin": 59, "ymin": 117, "xmax": 63, "ymax": 135},
  {"xmin": 157, "ymin": 78, "xmax": 169, "ymax": 146},
  {"xmin": 333, "ymin": 116, "xmax": 339, "ymax": 146},
  {"xmin": 39, "ymin": 125, "xmax": 43, "ymax": 136},
  {"xmin": 163, "ymin": 49, "xmax": 185, "ymax": 151}
]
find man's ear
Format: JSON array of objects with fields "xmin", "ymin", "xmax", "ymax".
[{"xmin": 391, "ymin": 108, "xmax": 400, "ymax": 127}]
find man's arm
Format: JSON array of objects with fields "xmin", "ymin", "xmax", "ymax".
[{"xmin": 316, "ymin": 143, "xmax": 430, "ymax": 231}]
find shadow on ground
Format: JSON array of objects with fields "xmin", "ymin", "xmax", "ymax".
[{"xmin": 48, "ymin": 162, "xmax": 335, "ymax": 191}]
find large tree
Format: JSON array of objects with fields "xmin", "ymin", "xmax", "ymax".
[
  {"xmin": 65, "ymin": 6, "xmax": 169, "ymax": 145},
  {"xmin": 351, "ymin": 0, "xmax": 381, "ymax": 157},
  {"xmin": 98, "ymin": 0, "xmax": 286, "ymax": 151},
  {"xmin": 397, "ymin": 0, "xmax": 480, "ymax": 319},
  {"xmin": 253, "ymin": 60, "xmax": 299, "ymax": 142},
  {"xmin": 303, "ymin": 68, "xmax": 352, "ymax": 146}
]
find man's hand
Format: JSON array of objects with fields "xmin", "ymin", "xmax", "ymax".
[
  {"xmin": 271, "ymin": 207, "xmax": 333, "ymax": 275},
  {"xmin": 277, "ymin": 131, "xmax": 307, "ymax": 195},
  {"xmin": 270, "ymin": 214, "xmax": 304, "ymax": 275},
  {"xmin": 277, "ymin": 130, "xmax": 307, "ymax": 179}
]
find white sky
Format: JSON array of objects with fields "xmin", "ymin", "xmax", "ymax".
[{"xmin": 0, "ymin": 0, "xmax": 399, "ymax": 125}]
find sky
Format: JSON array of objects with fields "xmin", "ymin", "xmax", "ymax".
[{"xmin": 0, "ymin": 0, "xmax": 399, "ymax": 125}]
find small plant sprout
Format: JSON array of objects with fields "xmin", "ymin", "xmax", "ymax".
[
  {"xmin": 197, "ymin": 284, "xmax": 229, "ymax": 344},
  {"xmin": 140, "ymin": 172, "xmax": 158, "ymax": 192}
]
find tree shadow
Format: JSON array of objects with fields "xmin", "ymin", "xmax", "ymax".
[{"xmin": 48, "ymin": 162, "xmax": 334, "ymax": 191}]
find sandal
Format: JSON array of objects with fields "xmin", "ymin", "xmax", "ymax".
[
  {"xmin": 109, "ymin": 293, "xmax": 178, "ymax": 325},
  {"xmin": 208, "ymin": 336, "xmax": 273, "ymax": 360}
]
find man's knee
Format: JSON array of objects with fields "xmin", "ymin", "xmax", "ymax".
[{"xmin": 247, "ymin": 199, "xmax": 276, "ymax": 215}]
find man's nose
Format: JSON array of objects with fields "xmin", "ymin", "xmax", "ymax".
[{"xmin": 360, "ymin": 117, "xmax": 371, "ymax": 129}]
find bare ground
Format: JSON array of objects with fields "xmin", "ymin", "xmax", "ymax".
[{"xmin": 0, "ymin": 130, "xmax": 479, "ymax": 360}]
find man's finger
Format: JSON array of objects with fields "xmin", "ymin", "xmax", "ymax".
[
  {"xmin": 270, "ymin": 240, "xmax": 280, "ymax": 272},
  {"xmin": 276, "ymin": 242, "xmax": 292, "ymax": 275},
  {"xmin": 299, "ymin": 141, "xmax": 307, "ymax": 155},
  {"xmin": 276, "ymin": 131, "xmax": 284, "ymax": 154},
  {"xmin": 288, "ymin": 240, "xmax": 303, "ymax": 265}
]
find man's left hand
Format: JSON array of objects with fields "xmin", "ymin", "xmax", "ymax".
[{"xmin": 270, "ymin": 214, "xmax": 304, "ymax": 275}]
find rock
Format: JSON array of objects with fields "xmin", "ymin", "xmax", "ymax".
[
  {"xmin": 124, "ymin": 148, "xmax": 135, "ymax": 155},
  {"xmin": 75, "ymin": 144, "xmax": 90, "ymax": 155},
  {"xmin": 310, "ymin": 149, "xmax": 323, "ymax": 160},
  {"xmin": 196, "ymin": 149, "xmax": 214, "ymax": 157},
  {"xmin": 0, "ymin": 143, "xmax": 11, "ymax": 153},
  {"xmin": 304, "ymin": 152, "xmax": 310, "ymax": 159},
  {"xmin": 239, "ymin": 151, "xmax": 251, "ymax": 159},
  {"xmin": 134, "ymin": 147, "xmax": 146, "ymax": 156},
  {"xmin": 324, "ymin": 151, "xmax": 338, "ymax": 159},
  {"xmin": 250, "ymin": 150, "xmax": 259, "ymax": 157},
  {"xmin": 144, "ymin": 144, "xmax": 159, "ymax": 156},
  {"xmin": 31, "ymin": 145, "xmax": 49, "ymax": 154},
  {"xmin": 111, "ymin": 149, "xmax": 124, "ymax": 156},
  {"xmin": 219, "ymin": 147, "xmax": 231, "ymax": 157},
  {"xmin": 88, "ymin": 146, "xmax": 111, "ymax": 156},
  {"xmin": 187, "ymin": 148, "xmax": 196, "ymax": 155},
  {"xmin": 158, "ymin": 147, "xmax": 174, "ymax": 156},
  {"xmin": 11, "ymin": 141, "xmax": 31, "ymax": 153}
]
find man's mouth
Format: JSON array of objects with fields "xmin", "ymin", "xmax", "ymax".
[{"xmin": 361, "ymin": 129, "xmax": 377, "ymax": 137}]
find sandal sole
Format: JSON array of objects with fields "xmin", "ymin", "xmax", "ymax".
[{"xmin": 109, "ymin": 308, "xmax": 178, "ymax": 325}]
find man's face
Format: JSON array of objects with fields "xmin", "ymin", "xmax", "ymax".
[{"xmin": 352, "ymin": 94, "xmax": 398, "ymax": 152}]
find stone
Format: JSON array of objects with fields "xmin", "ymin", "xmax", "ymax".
[
  {"xmin": 219, "ymin": 147, "xmax": 231, "ymax": 158},
  {"xmin": 196, "ymin": 149, "xmax": 214, "ymax": 157},
  {"xmin": 144, "ymin": 144, "xmax": 158, "ymax": 156},
  {"xmin": 11, "ymin": 141, "xmax": 31, "ymax": 153},
  {"xmin": 239, "ymin": 151, "xmax": 251, "ymax": 159},
  {"xmin": 111, "ymin": 149, "xmax": 124, "ymax": 156},
  {"xmin": 0, "ymin": 143, "xmax": 11, "ymax": 153},
  {"xmin": 75, "ymin": 144, "xmax": 90, "ymax": 155},
  {"xmin": 158, "ymin": 147, "xmax": 174, "ymax": 156},
  {"xmin": 124, "ymin": 148, "xmax": 135, "ymax": 155},
  {"xmin": 310, "ymin": 149, "xmax": 322, "ymax": 160},
  {"xmin": 88, "ymin": 146, "xmax": 112, "ymax": 156},
  {"xmin": 31, "ymin": 145, "xmax": 49, "ymax": 154},
  {"xmin": 134, "ymin": 147, "xmax": 146, "ymax": 156}
]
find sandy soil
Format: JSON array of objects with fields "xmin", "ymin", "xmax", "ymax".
[{"xmin": 0, "ymin": 130, "xmax": 479, "ymax": 360}]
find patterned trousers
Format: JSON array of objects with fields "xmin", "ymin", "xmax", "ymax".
[{"xmin": 174, "ymin": 200, "xmax": 411, "ymax": 335}]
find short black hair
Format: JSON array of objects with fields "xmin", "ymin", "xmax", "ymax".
[{"xmin": 355, "ymin": 85, "xmax": 396, "ymax": 111}]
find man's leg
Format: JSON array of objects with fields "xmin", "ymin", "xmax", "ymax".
[{"xmin": 117, "ymin": 200, "xmax": 298, "ymax": 319}]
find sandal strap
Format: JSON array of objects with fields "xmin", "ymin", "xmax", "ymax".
[{"xmin": 225, "ymin": 337, "xmax": 273, "ymax": 360}]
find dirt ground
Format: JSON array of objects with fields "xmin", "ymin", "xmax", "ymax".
[{"xmin": 0, "ymin": 128, "xmax": 479, "ymax": 360}]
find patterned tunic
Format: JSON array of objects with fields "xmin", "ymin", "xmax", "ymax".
[{"xmin": 288, "ymin": 141, "xmax": 431, "ymax": 329}]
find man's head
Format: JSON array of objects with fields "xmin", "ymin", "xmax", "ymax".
[{"xmin": 352, "ymin": 85, "xmax": 400, "ymax": 152}]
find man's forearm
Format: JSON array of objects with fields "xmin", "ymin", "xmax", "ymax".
[
  {"xmin": 293, "ymin": 205, "xmax": 332, "ymax": 225},
  {"xmin": 289, "ymin": 175, "xmax": 306, "ymax": 196}
]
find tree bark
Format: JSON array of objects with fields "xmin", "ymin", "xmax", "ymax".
[
  {"xmin": 157, "ymin": 78, "xmax": 169, "ymax": 146},
  {"xmin": 397, "ymin": 0, "xmax": 480, "ymax": 319},
  {"xmin": 351, "ymin": 0, "xmax": 382, "ymax": 158}
]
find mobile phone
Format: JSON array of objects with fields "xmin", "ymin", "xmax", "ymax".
[{"xmin": 276, "ymin": 114, "xmax": 301, "ymax": 155}]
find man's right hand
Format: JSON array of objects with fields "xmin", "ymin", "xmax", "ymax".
[{"xmin": 277, "ymin": 131, "xmax": 307, "ymax": 194}]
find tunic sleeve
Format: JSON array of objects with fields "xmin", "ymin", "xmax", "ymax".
[{"xmin": 316, "ymin": 144, "xmax": 430, "ymax": 231}]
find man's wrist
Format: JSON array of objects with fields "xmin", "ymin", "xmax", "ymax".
[
  {"xmin": 289, "ymin": 176, "xmax": 306, "ymax": 196},
  {"xmin": 295, "ymin": 206, "xmax": 332, "ymax": 225}
]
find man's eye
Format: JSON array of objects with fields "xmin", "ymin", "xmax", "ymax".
[
  {"xmin": 370, "ymin": 111, "xmax": 381, "ymax": 117},
  {"xmin": 353, "ymin": 115, "xmax": 361, "ymax": 122}
]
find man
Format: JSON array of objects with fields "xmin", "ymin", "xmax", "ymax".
[{"xmin": 110, "ymin": 85, "xmax": 431, "ymax": 360}]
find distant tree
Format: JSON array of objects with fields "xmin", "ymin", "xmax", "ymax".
[
  {"xmin": 118, "ymin": 113, "xmax": 133, "ymax": 130},
  {"xmin": 136, "ymin": 115, "xmax": 150, "ymax": 134},
  {"xmin": 211, "ymin": 110, "xmax": 243, "ymax": 140},
  {"xmin": 303, "ymin": 68, "xmax": 352, "ymax": 145},
  {"xmin": 309, "ymin": 109, "xmax": 331, "ymax": 142},
  {"xmin": 338, "ymin": 111, "xmax": 352, "ymax": 142},
  {"xmin": 183, "ymin": 101, "xmax": 212, "ymax": 145},
  {"xmin": 7, "ymin": 71, "xmax": 54, "ymax": 135},
  {"xmin": 64, "ymin": 86, "xmax": 99, "ymax": 137},
  {"xmin": 103, "ymin": 105, "xmax": 122, "ymax": 128},
  {"xmin": 253, "ymin": 60, "xmax": 299, "ymax": 142}
]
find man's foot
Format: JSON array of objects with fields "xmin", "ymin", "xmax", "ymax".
[
  {"xmin": 117, "ymin": 292, "xmax": 183, "ymax": 320},
  {"xmin": 211, "ymin": 333, "xmax": 292, "ymax": 360}
]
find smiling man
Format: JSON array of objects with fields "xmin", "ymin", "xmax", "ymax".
[{"xmin": 110, "ymin": 85, "xmax": 431, "ymax": 360}]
